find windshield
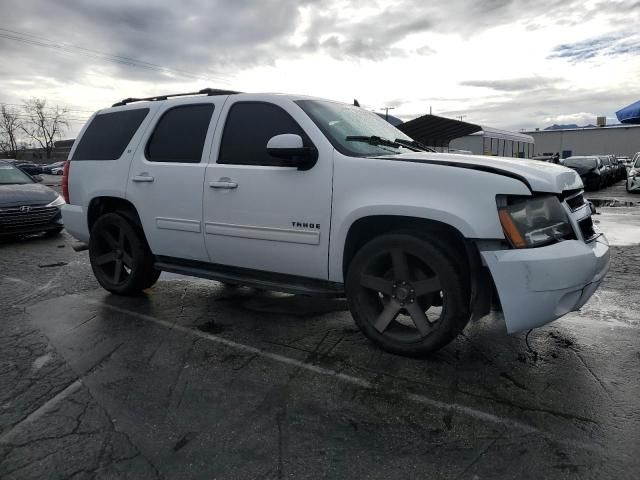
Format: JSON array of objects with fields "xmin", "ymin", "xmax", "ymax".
[
  {"xmin": 564, "ymin": 157, "xmax": 598, "ymax": 169},
  {"xmin": 635, "ymin": 156, "xmax": 640, "ymax": 169},
  {"xmin": 296, "ymin": 100, "xmax": 416, "ymax": 157},
  {"xmin": 0, "ymin": 163, "xmax": 33, "ymax": 184}
]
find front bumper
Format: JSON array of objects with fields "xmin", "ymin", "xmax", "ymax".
[
  {"xmin": 481, "ymin": 235, "xmax": 610, "ymax": 333},
  {"xmin": 0, "ymin": 206, "xmax": 63, "ymax": 236},
  {"xmin": 627, "ymin": 176, "xmax": 640, "ymax": 192}
]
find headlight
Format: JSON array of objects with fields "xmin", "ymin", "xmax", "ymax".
[
  {"xmin": 47, "ymin": 195, "xmax": 66, "ymax": 207},
  {"xmin": 497, "ymin": 195, "xmax": 573, "ymax": 248}
]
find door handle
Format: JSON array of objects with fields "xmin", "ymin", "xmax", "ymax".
[
  {"xmin": 209, "ymin": 181, "xmax": 238, "ymax": 189},
  {"xmin": 132, "ymin": 175, "xmax": 154, "ymax": 183}
]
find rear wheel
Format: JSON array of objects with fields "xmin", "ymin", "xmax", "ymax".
[
  {"xmin": 89, "ymin": 212, "xmax": 159, "ymax": 295},
  {"xmin": 345, "ymin": 233, "xmax": 470, "ymax": 357}
]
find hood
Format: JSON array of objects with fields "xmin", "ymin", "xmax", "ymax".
[
  {"xmin": 377, "ymin": 152, "xmax": 582, "ymax": 193},
  {"xmin": 0, "ymin": 183, "xmax": 59, "ymax": 207}
]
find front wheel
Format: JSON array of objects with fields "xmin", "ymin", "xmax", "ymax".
[
  {"xmin": 345, "ymin": 233, "xmax": 470, "ymax": 357},
  {"xmin": 89, "ymin": 213, "xmax": 159, "ymax": 295}
]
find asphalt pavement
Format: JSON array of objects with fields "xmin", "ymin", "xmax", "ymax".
[{"xmin": 0, "ymin": 178, "xmax": 638, "ymax": 479}]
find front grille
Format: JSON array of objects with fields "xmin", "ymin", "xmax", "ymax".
[
  {"xmin": 565, "ymin": 192, "xmax": 585, "ymax": 211},
  {"xmin": 0, "ymin": 205, "xmax": 59, "ymax": 232},
  {"xmin": 578, "ymin": 216, "xmax": 596, "ymax": 241}
]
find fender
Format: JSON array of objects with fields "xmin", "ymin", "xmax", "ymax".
[{"xmin": 328, "ymin": 152, "xmax": 532, "ymax": 283}]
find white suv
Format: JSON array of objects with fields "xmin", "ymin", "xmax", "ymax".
[{"xmin": 62, "ymin": 89, "xmax": 610, "ymax": 356}]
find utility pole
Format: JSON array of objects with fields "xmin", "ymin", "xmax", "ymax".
[{"xmin": 381, "ymin": 106, "xmax": 395, "ymax": 121}]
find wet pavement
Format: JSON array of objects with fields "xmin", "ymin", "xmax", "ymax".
[{"xmin": 1, "ymin": 183, "xmax": 639, "ymax": 479}]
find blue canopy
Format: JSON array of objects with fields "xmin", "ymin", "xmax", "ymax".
[{"xmin": 616, "ymin": 100, "xmax": 640, "ymax": 124}]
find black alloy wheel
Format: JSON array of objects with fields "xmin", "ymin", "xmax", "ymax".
[
  {"xmin": 89, "ymin": 213, "xmax": 160, "ymax": 295},
  {"xmin": 346, "ymin": 233, "xmax": 470, "ymax": 357}
]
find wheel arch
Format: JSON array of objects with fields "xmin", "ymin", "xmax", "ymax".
[
  {"xmin": 341, "ymin": 215, "xmax": 471, "ymax": 279},
  {"xmin": 87, "ymin": 196, "xmax": 143, "ymax": 232}
]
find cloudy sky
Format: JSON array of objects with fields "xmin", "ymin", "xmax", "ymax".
[{"xmin": 1, "ymin": 0, "xmax": 639, "ymax": 137}]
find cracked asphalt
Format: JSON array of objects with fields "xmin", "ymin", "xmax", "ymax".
[{"xmin": 1, "ymin": 180, "xmax": 639, "ymax": 479}]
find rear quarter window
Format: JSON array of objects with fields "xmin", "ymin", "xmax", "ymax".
[{"xmin": 72, "ymin": 109, "xmax": 149, "ymax": 161}]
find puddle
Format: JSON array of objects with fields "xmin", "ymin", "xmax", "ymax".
[
  {"xmin": 242, "ymin": 296, "xmax": 348, "ymax": 316},
  {"xmin": 588, "ymin": 198, "xmax": 640, "ymax": 208},
  {"xmin": 593, "ymin": 212, "xmax": 640, "ymax": 246},
  {"xmin": 195, "ymin": 320, "xmax": 225, "ymax": 334}
]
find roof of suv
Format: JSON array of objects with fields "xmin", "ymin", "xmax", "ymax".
[{"xmin": 109, "ymin": 88, "xmax": 330, "ymax": 109}]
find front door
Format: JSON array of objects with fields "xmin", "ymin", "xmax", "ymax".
[
  {"xmin": 127, "ymin": 99, "xmax": 224, "ymax": 261},
  {"xmin": 203, "ymin": 97, "xmax": 333, "ymax": 279}
]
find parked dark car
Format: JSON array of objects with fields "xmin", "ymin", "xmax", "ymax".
[
  {"xmin": 0, "ymin": 160, "xmax": 65, "ymax": 236},
  {"xmin": 611, "ymin": 156, "xmax": 627, "ymax": 181},
  {"xmin": 15, "ymin": 163, "xmax": 43, "ymax": 175},
  {"xmin": 598, "ymin": 156, "xmax": 615, "ymax": 185},
  {"xmin": 563, "ymin": 156, "xmax": 607, "ymax": 190},
  {"xmin": 41, "ymin": 161, "xmax": 65, "ymax": 174}
]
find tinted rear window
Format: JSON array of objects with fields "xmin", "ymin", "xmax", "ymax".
[
  {"xmin": 146, "ymin": 104, "xmax": 214, "ymax": 163},
  {"xmin": 72, "ymin": 109, "xmax": 149, "ymax": 160},
  {"xmin": 564, "ymin": 157, "xmax": 597, "ymax": 169}
]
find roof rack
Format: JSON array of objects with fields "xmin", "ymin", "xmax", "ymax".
[{"xmin": 112, "ymin": 88, "xmax": 240, "ymax": 107}]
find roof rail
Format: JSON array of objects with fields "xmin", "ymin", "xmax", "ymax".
[{"xmin": 112, "ymin": 88, "xmax": 240, "ymax": 107}]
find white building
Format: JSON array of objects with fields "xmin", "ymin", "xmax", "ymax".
[
  {"xmin": 449, "ymin": 127, "xmax": 535, "ymax": 158},
  {"xmin": 524, "ymin": 124, "xmax": 640, "ymax": 159}
]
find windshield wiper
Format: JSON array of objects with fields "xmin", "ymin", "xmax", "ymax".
[
  {"xmin": 394, "ymin": 138, "xmax": 435, "ymax": 152},
  {"xmin": 345, "ymin": 135, "xmax": 405, "ymax": 149}
]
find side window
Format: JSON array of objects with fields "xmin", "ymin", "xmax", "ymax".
[
  {"xmin": 72, "ymin": 109, "xmax": 149, "ymax": 161},
  {"xmin": 146, "ymin": 104, "xmax": 214, "ymax": 163},
  {"xmin": 218, "ymin": 102, "xmax": 310, "ymax": 166}
]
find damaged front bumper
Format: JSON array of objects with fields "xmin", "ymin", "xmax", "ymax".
[{"xmin": 481, "ymin": 235, "xmax": 610, "ymax": 333}]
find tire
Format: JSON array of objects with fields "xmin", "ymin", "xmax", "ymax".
[
  {"xmin": 89, "ymin": 212, "xmax": 159, "ymax": 295},
  {"xmin": 345, "ymin": 233, "xmax": 470, "ymax": 357}
]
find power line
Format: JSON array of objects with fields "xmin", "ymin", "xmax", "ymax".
[
  {"xmin": 0, "ymin": 27, "xmax": 232, "ymax": 85},
  {"xmin": 0, "ymin": 102, "xmax": 94, "ymax": 114},
  {"xmin": 4, "ymin": 113, "xmax": 89, "ymax": 121}
]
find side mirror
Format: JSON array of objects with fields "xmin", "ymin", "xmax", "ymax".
[
  {"xmin": 33, "ymin": 175, "xmax": 43, "ymax": 183},
  {"xmin": 266, "ymin": 134, "xmax": 318, "ymax": 170}
]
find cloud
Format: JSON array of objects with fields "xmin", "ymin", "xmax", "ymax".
[
  {"xmin": 1, "ymin": 0, "xmax": 639, "ymax": 136},
  {"xmin": 460, "ymin": 77, "xmax": 560, "ymax": 92},
  {"xmin": 438, "ymin": 87, "xmax": 639, "ymax": 131},
  {"xmin": 549, "ymin": 31, "xmax": 640, "ymax": 62}
]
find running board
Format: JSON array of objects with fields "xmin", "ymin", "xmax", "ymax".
[{"xmin": 154, "ymin": 257, "xmax": 344, "ymax": 297}]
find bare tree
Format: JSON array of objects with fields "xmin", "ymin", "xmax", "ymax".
[
  {"xmin": 0, "ymin": 104, "xmax": 23, "ymax": 158},
  {"xmin": 20, "ymin": 98, "xmax": 69, "ymax": 159}
]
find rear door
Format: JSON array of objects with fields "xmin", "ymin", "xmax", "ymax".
[
  {"xmin": 202, "ymin": 97, "xmax": 334, "ymax": 279},
  {"xmin": 127, "ymin": 98, "xmax": 225, "ymax": 261}
]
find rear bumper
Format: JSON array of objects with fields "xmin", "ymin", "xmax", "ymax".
[
  {"xmin": 580, "ymin": 174, "xmax": 601, "ymax": 189},
  {"xmin": 61, "ymin": 204, "xmax": 89, "ymax": 242},
  {"xmin": 481, "ymin": 236, "xmax": 610, "ymax": 333},
  {"xmin": 627, "ymin": 176, "xmax": 640, "ymax": 192}
]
